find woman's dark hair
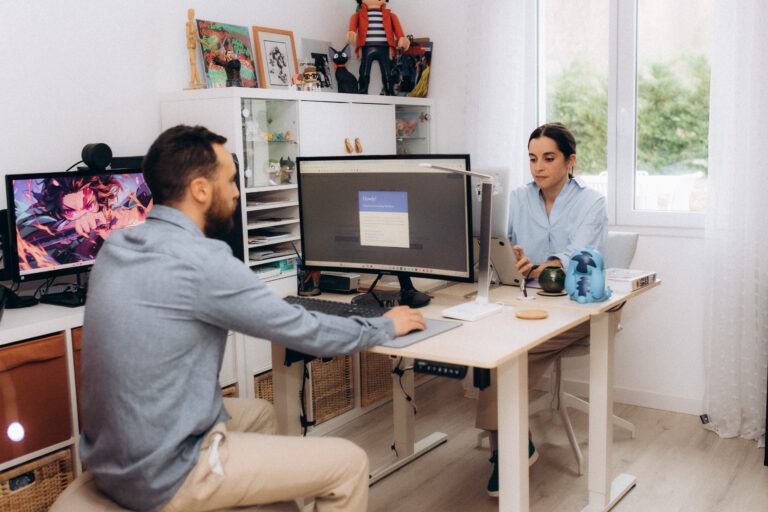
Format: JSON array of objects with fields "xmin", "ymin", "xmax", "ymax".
[
  {"xmin": 142, "ymin": 125, "xmax": 227, "ymax": 205},
  {"xmin": 528, "ymin": 122, "xmax": 577, "ymax": 177}
]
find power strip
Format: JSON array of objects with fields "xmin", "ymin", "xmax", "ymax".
[{"xmin": 414, "ymin": 359, "xmax": 468, "ymax": 379}]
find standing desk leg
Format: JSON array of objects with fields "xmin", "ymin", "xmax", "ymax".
[
  {"xmin": 497, "ymin": 354, "xmax": 529, "ymax": 512},
  {"xmin": 270, "ymin": 344, "xmax": 305, "ymax": 437},
  {"xmin": 582, "ymin": 311, "xmax": 636, "ymax": 512},
  {"xmin": 369, "ymin": 357, "xmax": 447, "ymax": 484}
]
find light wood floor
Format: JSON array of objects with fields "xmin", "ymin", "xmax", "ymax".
[{"xmin": 326, "ymin": 376, "xmax": 768, "ymax": 512}]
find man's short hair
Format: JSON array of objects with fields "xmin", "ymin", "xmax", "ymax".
[{"xmin": 142, "ymin": 125, "xmax": 228, "ymax": 205}]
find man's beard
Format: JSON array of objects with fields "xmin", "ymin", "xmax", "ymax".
[{"xmin": 204, "ymin": 193, "xmax": 236, "ymax": 238}]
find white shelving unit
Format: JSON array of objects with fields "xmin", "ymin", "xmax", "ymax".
[{"xmin": 160, "ymin": 88, "xmax": 434, "ymax": 402}]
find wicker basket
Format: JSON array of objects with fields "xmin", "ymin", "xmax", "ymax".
[
  {"xmin": 221, "ymin": 384, "xmax": 238, "ymax": 398},
  {"xmin": 309, "ymin": 356, "xmax": 353, "ymax": 425},
  {"xmin": 0, "ymin": 449, "xmax": 73, "ymax": 512},
  {"xmin": 253, "ymin": 370, "xmax": 274, "ymax": 403},
  {"xmin": 360, "ymin": 352, "xmax": 393, "ymax": 407}
]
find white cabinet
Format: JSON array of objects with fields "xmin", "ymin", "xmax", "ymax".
[{"xmin": 299, "ymin": 101, "xmax": 396, "ymax": 156}]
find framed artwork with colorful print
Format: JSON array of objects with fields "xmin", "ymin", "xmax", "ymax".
[{"xmin": 196, "ymin": 19, "xmax": 259, "ymax": 88}]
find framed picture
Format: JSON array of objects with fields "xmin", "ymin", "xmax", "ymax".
[
  {"xmin": 252, "ymin": 26, "xmax": 298, "ymax": 89},
  {"xmin": 393, "ymin": 38, "xmax": 433, "ymax": 97},
  {"xmin": 301, "ymin": 38, "xmax": 335, "ymax": 92},
  {"xmin": 196, "ymin": 19, "xmax": 259, "ymax": 88}
]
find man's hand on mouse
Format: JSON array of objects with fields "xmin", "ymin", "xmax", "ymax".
[{"xmin": 384, "ymin": 306, "xmax": 426, "ymax": 336}]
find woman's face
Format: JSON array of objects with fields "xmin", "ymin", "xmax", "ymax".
[{"xmin": 528, "ymin": 135, "xmax": 575, "ymax": 196}]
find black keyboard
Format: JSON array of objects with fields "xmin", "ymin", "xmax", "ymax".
[{"xmin": 284, "ymin": 296, "xmax": 389, "ymax": 318}]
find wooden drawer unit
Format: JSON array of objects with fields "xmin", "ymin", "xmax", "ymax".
[{"xmin": 0, "ymin": 333, "xmax": 72, "ymax": 464}]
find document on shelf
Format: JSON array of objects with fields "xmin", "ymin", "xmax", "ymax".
[{"xmin": 605, "ymin": 268, "xmax": 657, "ymax": 292}]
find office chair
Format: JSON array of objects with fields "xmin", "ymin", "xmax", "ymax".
[{"xmin": 529, "ymin": 231, "xmax": 639, "ymax": 476}]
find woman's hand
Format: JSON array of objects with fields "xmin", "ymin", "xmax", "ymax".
[
  {"xmin": 513, "ymin": 245, "xmax": 561, "ymax": 280},
  {"xmin": 513, "ymin": 245, "xmax": 537, "ymax": 277}
]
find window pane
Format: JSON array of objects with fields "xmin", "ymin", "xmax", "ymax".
[
  {"xmin": 540, "ymin": 0, "xmax": 609, "ymax": 196},
  {"xmin": 636, "ymin": 0, "xmax": 711, "ymax": 212}
]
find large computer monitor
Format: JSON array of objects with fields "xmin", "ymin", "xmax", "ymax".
[
  {"xmin": 4, "ymin": 169, "xmax": 153, "ymax": 305},
  {"xmin": 296, "ymin": 154, "xmax": 474, "ymax": 307}
]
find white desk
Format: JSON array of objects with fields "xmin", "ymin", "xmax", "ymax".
[{"xmin": 271, "ymin": 280, "xmax": 660, "ymax": 512}]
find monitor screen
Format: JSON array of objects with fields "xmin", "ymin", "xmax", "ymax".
[
  {"xmin": 296, "ymin": 154, "xmax": 473, "ymax": 307},
  {"xmin": 5, "ymin": 169, "xmax": 152, "ymax": 283}
]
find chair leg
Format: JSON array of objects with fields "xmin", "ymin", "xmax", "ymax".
[
  {"xmin": 558, "ymin": 403, "xmax": 584, "ymax": 475},
  {"xmin": 561, "ymin": 391, "xmax": 636, "ymax": 438}
]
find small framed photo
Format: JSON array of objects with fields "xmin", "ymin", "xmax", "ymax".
[{"xmin": 252, "ymin": 26, "xmax": 298, "ymax": 89}]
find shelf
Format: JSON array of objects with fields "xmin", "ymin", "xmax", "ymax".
[
  {"xmin": 246, "ymin": 218, "xmax": 299, "ymax": 230},
  {"xmin": 245, "ymin": 200, "xmax": 299, "ymax": 211},
  {"xmin": 245, "ymin": 184, "xmax": 297, "ymax": 193},
  {"xmin": 248, "ymin": 235, "xmax": 301, "ymax": 249}
]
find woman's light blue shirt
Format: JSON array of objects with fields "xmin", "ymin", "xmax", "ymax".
[{"xmin": 508, "ymin": 177, "xmax": 608, "ymax": 270}]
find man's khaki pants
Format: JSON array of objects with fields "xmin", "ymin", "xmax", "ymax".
[{"xmin": 160, "ymin": 397, "xmax": 369, "ymax": 512}]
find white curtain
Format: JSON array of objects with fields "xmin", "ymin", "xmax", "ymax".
[{"xmin": 703, "ymin": 0, "xmax": 768, "ymax": 443}]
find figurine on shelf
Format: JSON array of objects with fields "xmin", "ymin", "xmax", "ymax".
[
  {"xmin": 301, "ymin": 65, "xmax": 320, "ymax": 92},
  {"xmin": 185, "ymin": 8, "xmax": 215, "ymax": 89},
  {"xmin": 395, "ymin": 117, "xmax": 418, "ymax": 136},
  {"xmin": 267, "ymin": 159, "xmax": 280, "ymax": 185},
  {"xmin": 279, "ymin": 157, "xmax": 296, "ymax": 184},
  {"xmin": 212, "ymin": 37, "xmax": 243, "ymax": 87},
  {"xmin": 328, "ymin": 44, "xmax": 359, "ymax": 94},
  {"xmin": 347, "ymin": 0, "xmax": 410, "ymax": 95}
]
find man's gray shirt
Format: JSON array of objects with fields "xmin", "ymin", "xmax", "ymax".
[{"xmin": 79, "ymin": 205, "xmax": 395, "ymax": 511}]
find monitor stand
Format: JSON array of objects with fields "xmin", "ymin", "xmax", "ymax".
[
  {"xmin": 39, "ymin": 275, "xmax": 88, "ymax": 307},
  {"xmin": 352, "ymin": 274, "xmax": 431, "ymax": 308}
]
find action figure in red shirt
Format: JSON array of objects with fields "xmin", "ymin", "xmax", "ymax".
[{"xmin": 347, "ymin": 0, "xmax": 410, "ymax": 95}]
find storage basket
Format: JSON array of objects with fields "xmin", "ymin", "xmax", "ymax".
[
  {"xmin": 360, "ymin": 352, "xmax": 393, "ymax": 407},
  {"xmin": 253, "ymin": 370, "xmax": 274, "ymax": 403},
  {"xmin": 0, "ymin": 449, "xmax": 73, "ymax": 512},
  {"xmin": 309, "ymin": 356, "xmax": 353, "ymax": 425},
  {"xmin": 221, "ymin": 384, "xmax": 238, "ymax": 398}
]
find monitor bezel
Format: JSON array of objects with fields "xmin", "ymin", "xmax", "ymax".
[
  {"xmin": 295, "ymin": 153, "xmax": 475, "ymax": 284},
  {"xmin": 4, "ymin": 167, "xmax": 149, "ymax": 284}
]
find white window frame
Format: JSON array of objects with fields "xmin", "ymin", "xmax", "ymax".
[{"xmin": 531, "ymin": 0, "xmax": 706, "ymax": 233}]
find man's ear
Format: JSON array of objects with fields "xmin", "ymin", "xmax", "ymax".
[{"xmin": 188, "ymin": 176, "xmax": 211, "ymax": 205}]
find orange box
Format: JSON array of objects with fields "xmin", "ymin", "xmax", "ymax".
[{"xmin": 0, "ymin": 334, "xmax": 72, "ymax": 464}]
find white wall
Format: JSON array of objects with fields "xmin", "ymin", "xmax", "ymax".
[{"xmin": 0, "ymin": 0, "xmax": 706, "ymax": 415}]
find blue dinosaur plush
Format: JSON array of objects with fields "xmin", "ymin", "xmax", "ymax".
[{"xmin": 564, "ymin": 246, "xmax": 612, "ymax": 303}]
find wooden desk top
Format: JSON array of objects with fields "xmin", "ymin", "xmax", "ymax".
[
  {"xmin": 368, "ymin": 284, "xmax": 590, "ymax": 369},
  {"xmin": 368, "ymin": 279, "xmax": 661, "ymax": 369}
]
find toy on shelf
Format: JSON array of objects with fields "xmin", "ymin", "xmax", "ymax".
[
  {"xmin": 279, "ymin": 157, "xmax": 296, "ymax": 184},
  {"xmin": 328, "ymin": 44, "xmax": 359, "ymax": 94},
  {"xmin": 395, "ymin": 117, "xmax": 418, "ymax": 137},
  {"xmin": 301, "ymin": 64, "xmax": 320, "ymax": 92},
  {"xmin": 347, "ymin": 0, "xmax": 410, "ymax": 95},
  {"xmin": 185, "ymin": 8, "xmax": 214, "ymax": 89}
]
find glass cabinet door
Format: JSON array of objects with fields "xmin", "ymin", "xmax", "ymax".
[
  {"xmin": 395, "ymin": 105, "xmax": 430, "ymax": 155},
  {"xmin": 241, "ymin": 99, "xmax": 299, "ymax": 187}
]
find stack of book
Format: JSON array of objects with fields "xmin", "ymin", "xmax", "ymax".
[{"xmin": 605, "ymin": 268, "xmax": 657, "ymax": 292}]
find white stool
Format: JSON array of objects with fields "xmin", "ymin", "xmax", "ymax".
[{"xmin": 49, "ymin": 471, "xmax": 301, "ymax": 512}]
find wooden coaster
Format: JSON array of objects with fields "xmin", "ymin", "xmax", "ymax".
[
  {"xmin": 516, "ymin": 309, "xmax": 549, "ymax": 320},
  {"xmin": 537, "ymin": 290, "xmax": 567, "ymax": 297}
]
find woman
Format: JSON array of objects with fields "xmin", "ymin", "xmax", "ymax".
[{"xmin": 478, "ymin": 122, "xmax": 608, "ymax": 497}]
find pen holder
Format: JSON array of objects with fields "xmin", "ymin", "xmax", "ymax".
[{"xmin": 297, "ymin": 268, "xmax": 321, "ymax": 296}]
